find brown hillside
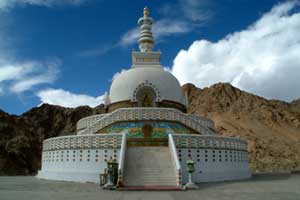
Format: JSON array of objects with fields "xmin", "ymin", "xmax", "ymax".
[
  {"xmin": 183, "ymin": 83, "xmax": 300, "ymax": 172},
  {"xmin": 0, "ymin": 104, "xmax": 105, "ymax": 175}
]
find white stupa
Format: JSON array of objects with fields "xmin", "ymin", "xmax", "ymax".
[{"xmin": 37, "ymin": 7, "xmax": 251, "ymax": 188}]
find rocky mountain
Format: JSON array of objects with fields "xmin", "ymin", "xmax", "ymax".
[
  {"xmin": 182, "ymin": 83, "xmax": 300, "ymax": 173},
  {"xmin": 0, "ymin": 83, "xmax": 299, "ymax": 175},
  {"xmin": 0, "ymin": 104, "xmax": 105, "ymax": 175}
]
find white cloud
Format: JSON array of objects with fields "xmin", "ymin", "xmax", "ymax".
[
  {"xmin": 110, "ymin": 69, "xmax": 128, "ymax": 82},
  {"xmin": 159, "ymin": 0, "xmax": 213, "ymax": 22},
  {"xmin": 172, "ymin": 1, "xmax": 300, "ymax": 102},
  {"xmin": 154, "ymin": 19, "xmax": 192, "ymax": 38},
  {"xmin": 37, "ymin": 88, "xmax": 105, "ymax": 108},
  {"xmin": 120, "ymin": 28, "xmax": 139, "ymax": 46},
  {"xmin": 179, "ymin": 0, "xmax": 213, "ymax": 22},
  {"xmin": 78, "ymin": 44, "xmax": 118, "ymax": 57},
  {"xmin": 120, "ymin": 0, "xmax": 213, "ymax": 47},
  {"xmin": 0, "ymin": 60, "xmax": 60, "ymax": 94},
  {"xmin": 0, "ymin": 4, "xmax": 60, "ymax": 95},
  {"xmin": 120, "ymin": 19, "xmax": 192, "ymax": 46},
  {"xmin": 0, "ymin": 0, "xmax": 88, "ymax": 10}
]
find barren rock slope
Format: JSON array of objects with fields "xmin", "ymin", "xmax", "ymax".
[{"xmin": 183, "ymin": 83, "xmax": 300, "ymax": 173}]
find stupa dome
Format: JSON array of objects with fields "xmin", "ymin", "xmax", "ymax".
[{"xmin": 109, "ymin": 66, "xmax": 186, "ymax": 106}]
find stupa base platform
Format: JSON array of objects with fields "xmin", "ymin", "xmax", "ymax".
[{"xmin": 117, "ymin": 186, "xmax": 183, "ymax": 191}]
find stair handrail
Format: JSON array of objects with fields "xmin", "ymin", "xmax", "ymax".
[
  {"xmin": 168, "ymin": 133, "xmax": 182, "ymax": 186},
  {"xmin": 169, "ymin": 133, "xmax": 181, "ymax": 171},
  {"xmin": 117, "ymin": 130, "xmax": 127, "ymax": 187}
]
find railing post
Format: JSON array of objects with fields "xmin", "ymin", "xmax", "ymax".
[
  {"xmin": 168, "ymin": 133, "xmax": 182, "ymax": 187},
  {"xmin": 117, "ymin": 131, "xmax": 127, "ymax": 187}
]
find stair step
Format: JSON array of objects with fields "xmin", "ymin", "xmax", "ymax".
[
  {"xmin": 125, "ymin": 180, "xmax": 176, "ymax": 183},
  {"xmin": 124, "ymin": 176, "xmax": 175, "ymax": 179},
  {"xmin": 123, "ymin": 147, "xmax": 177, "ymax": 187},
  {"xmin": 118, "ymin": 186, "xmax": 182, "ymax": 191},
  {"xmin": 125, "ymin": 172, "xmax": 174, "ymax": 175},
  {"xmin": 124, "ymin": 174, "xmax": 176, "ymax": 177},
  {"xmin": 125, "ymin": 178, "xmax": 176, "ymax": 180},
  {"xmin": 124, "ymin": 182, "xmax": 177, "ymax": 185}
]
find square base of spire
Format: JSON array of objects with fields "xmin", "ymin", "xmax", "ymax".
[{"xmin": 132, "ymin": 51, "xmax": 161, "ymax": 68}]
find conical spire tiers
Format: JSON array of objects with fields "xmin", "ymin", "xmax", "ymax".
[
  {"xmin": 138, "ymin": 7, "xmax": 154, "ymax": 52},
  {"xmin": 131, "ymin": 7, "xmax": 161, "ymax": 68}
]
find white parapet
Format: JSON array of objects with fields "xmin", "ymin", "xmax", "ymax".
[
  {"xmin": 172, "ymin": 134, "xmax": 251, "ymax": 183},
  {"xmin": 38, "ymin": 132, "xmax": 251, "ymax": 184},
  {"xmin": 78, "ymin": 107, "xmax": 215, "ymax": 135},
  {"xmin": 37, "ymin": 133, "xmax": 123, "ymax": 184},
  {"xmin": 76, "ymin": 114, "xmax": 108, "ymax": 132}
]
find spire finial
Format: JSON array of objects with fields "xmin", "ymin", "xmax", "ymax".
[
  {"xmin": 144, "ymin": 6, "xmax": 149, "ymax": 17},
  {"xmin": 138, "ymin": 7, "xmax": 154, "ymax": 52}
]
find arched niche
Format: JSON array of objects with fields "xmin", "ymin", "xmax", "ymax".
[
  {"xmin": 136, "ymin": 86, "xmax": 157, "ymax": 107},
  {"xmin": 132, "ymin": 81, "xmax": 161, "ymax": 107}
]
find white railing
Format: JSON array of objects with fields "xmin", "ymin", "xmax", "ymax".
[
  {"xmin": 42, "ymin": 133, "xmax": 123, "ymax": 151},
  {"xmin": 168, "ymin": 133, "xmax": 182, "ymax": 186},
  {"xmin": 79, "ymin": 107, "xmax": 214, "ymax": 136},
  {"xmin": 172, "ymin": 134, "xmax": 248, "ymax": 151},
  {"xmin": 117, "ymin": 131, "xmax": 127, "ymax": 186},
  {"xmin": 186, "ymin": 114, "xmax": 215, "ymax": 130},
  {"xmin": 76, "ymin": 114, "xmax": 107, "ymax": 131}
]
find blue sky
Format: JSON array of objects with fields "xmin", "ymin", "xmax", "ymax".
[{"xmin": 0, "ymin": 0, "xmax": 299, "ymax": 114}]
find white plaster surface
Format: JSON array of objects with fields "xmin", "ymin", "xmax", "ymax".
[
  {"xmin": 109, "ymin": 67, "xmax": 185, "ymax": 105},
  {"xmin": 38, "ymin": 148, "xmax": 120, "ymax": 183},
  {"xmin": 177, "ymin": 148, "xmax": 251, "ymax": 183},
  {"xmin": 39, "ymin": 133, "xmax": 250, "ymax": 184}
]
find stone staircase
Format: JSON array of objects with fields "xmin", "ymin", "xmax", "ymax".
[{"xmin": 123, "ymin": 147, "xmax": 177, "ymax": 187}]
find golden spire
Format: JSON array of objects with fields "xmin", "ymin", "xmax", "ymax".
[{"xmin": 143, "ymin": 6, "xmax": 149, "ymax": 17}]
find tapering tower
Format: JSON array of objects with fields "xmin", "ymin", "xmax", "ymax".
[
  {"xmin": 132, "ymin": 7, "xmax": 161, "ymax": 68},
  {"xmin": 138, "ymin": 7, "xmax": 154, "ymax": 52}
]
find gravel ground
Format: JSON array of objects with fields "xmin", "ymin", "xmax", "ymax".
[{"xmin": 0, "ymin": 175, "xmax": 299, "ymax": 200}]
